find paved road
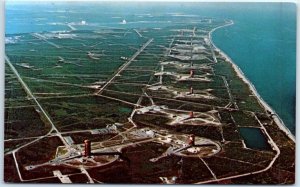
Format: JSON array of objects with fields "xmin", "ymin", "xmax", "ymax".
[
  {"xmin": 96, "ymin": 38, "xmax": 154, "ymax": 95},
  {"xmin": 221, "ymin": 76, "xmax": 238, "ymax": 109},
  {"xmin": 195, "ymin": 115, "xmax": 280, "ymax": 184},
  {"xmin": 31, "ymin": 33, "xmax": 61, "ymax": 48},
  {"xmin": 133, "ymin": 29, "xmax": 143, "ymax": 37},
  {"xmin": 5, "ymin": 56, "xmax": 70, "ymax": 149}
]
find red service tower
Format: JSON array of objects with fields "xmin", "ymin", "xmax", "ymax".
[
  {"xmin": 188, "ymin": 134, "xmax": 195, "ymax": 146},
  {"xmin": 84, "ymin": 139, "xmax": 91, "ymax": 157},
  {"xmin": 189, "ymin": 69, "xmax": 194, "ymax": 78},
  {"xmin": 190, "ymin": 86, "xmax": 194, "ymax": 94},
  {"xmin": 189, "ymin": 111, "xmax": 194, "ymax": 118}
]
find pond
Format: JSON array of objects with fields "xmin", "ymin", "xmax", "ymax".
[{"xmin": 239, "ymin": 127, "xmax": 272, "ymax": 151}]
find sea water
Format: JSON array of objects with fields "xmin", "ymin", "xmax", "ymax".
[{"xmin": 211, "ymin": 3, "xmax": 296, "ymax": 134}]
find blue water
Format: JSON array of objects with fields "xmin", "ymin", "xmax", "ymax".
[
  {"xmin": 239, "ymin": 127, "xmax": 271, "ymax": 150},
  {"xmin": 211, "ymin": 3, "xmax": 296, "ymax": 134},
  {"xmin": 5, "ymin": 2, "xmax": 296, "ymax": 134}
]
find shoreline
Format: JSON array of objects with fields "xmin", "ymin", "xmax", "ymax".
[{"xmin": 209, "ymin": 20, "xmax": 295, "ymax": 143}]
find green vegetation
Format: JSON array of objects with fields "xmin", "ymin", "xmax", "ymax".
[{"xmin": 4, "ymin": 18, "xmax": 294, "ymax": 184}]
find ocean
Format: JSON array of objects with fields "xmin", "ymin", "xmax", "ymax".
[
  {"xmin": 5, "ymin": 2, "xmax": 296, "ymax": 134},
  {"xmin": 211, "ymin": 3, "xmax": 296, "ymax": 134}
]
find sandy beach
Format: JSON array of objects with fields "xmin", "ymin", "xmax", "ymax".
[{"xmin": 209, "ymin": 21, "xmax": 295, "ymax": 143}]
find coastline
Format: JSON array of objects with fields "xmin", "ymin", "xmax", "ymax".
[{"xmin": 209, "ymin": 20, "xmax": 296, "ymax": 143}]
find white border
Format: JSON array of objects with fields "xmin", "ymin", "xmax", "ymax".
[{"xmin": 0, "ymin": 1, "xmax": 298, "ymax": 187}]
